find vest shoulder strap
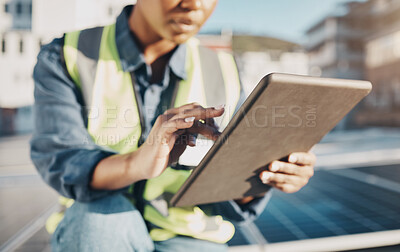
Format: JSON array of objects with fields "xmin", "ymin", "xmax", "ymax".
[
  {"xmin": 63, "ymin": 26, "xmax": 104, "ymax": 107},
  {"xmin": 196, "ymin": 44, "xmax": 241, "ymax": 124},
  {"xmin": 197, "ymin": 45, "xmax": 226, "ymax": 108}
]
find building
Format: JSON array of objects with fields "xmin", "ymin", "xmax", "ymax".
[
  {"xmin": 359, "ymin": 0, "xmax": 400, "ymax": 127},
  {"xmin": 305, "ymin": 2, "xmax": 369, "ymax": 80},
  {"xmin": 32, "ymin": 0, "xmax": 133, "ymax": 43},
  {"xmin": 0, "ymin": 0, "xmax": 32, "ymax": 31},
  {"xmin": 232, "ymin": 35, "xmax": 309, "ymax": 95},
  {"xmin": 305, "ymin": 0, "xmax": 400, "ymax": 128},
  {"xmin": 198, "ymin": 33, "xmax": 309, "ymax": 95},
  {"xmin": 305, "ymin": 2, "xmax": 372, "ymax": 129},
  {"xmin": 0, "ymin": 0, "xmax": 35, "ymax": 135},
  {"xmin": 0, "ymin": 0, "xmax": 132, "ymax": 135}
]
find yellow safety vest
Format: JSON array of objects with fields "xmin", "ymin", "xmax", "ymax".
[{"xmin": 47, "ymin": 23, "xmax": 241, "ymax": 244}]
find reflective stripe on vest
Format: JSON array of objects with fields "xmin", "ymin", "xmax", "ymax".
[{"xmin": 62, "ymin": 24, "xmax": 241, "ymax": 243}]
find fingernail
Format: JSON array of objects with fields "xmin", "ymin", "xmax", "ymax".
[
  {"xmin": 215, "ymin": 104, "xmax": 225, "ymax": 110},
  {"xmin": 185, "ymin": 117, "xmax": 195, "ymax": 123},
  {"xmin": 289, "ymin": 155, "xmax": 297, "ymax": 163},
  {"xmin": 270, "ymin": 162, "xmax": 279, "ymax": 172},
  {"xmin": 260, "ymin": 172, "xmax": 272, "ymax": 183}
]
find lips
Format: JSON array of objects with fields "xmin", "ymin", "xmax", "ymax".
[
  {"xmin": 174, "ymin": 17, "xmax": 194, "ymax": 25},
  {"xmin": 169, "ymin": 14, "xmax": 200, "ymax": 34},
  {"xmin": 169, "ymin": 19, "xmax": 197, "ymax": 33}
]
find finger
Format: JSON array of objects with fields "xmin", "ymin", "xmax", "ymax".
[
  {"xmin": 175, "ymin": 129, "xmax": 187, "ymax": 136},
  {"xmin": 175, "ymin": 134, "xmax": 196, "ymax": 146},
  {"xmin": 187, "ymin": 122, "xmax": 221, "ymax": 141},
  {"xmin": 204, "ymin": 118, "xmax": 219, "ymax": 130},
  {"xmin": 192, "ymin": 119, "xmax": 219, "ymax": 133},
  {"xmin": 269, "ymin": 161, "xmax": 314, "ymax": 178},
  {"xmin": 173, "ymin": 105, "xmax": 225, "ymax": 121},
  {"xmin": 174, "ymin": 134, "xmax": 186, "ymax": 146},
  {"xmin": 188, "ymin": 134, "xmax": 197, "ymax": 147},
  {"xmin": 259, "ymin": 171, "xmax": 307, "ymax": 186},
  {"xmin": 161, "ymin": 117, "xmax": 195, "ymax": 136},
  {"xmin": 163, "ymin": 103, "xmax": 202, "ymax": 118},
  {"xmin": 268, "ymin": 182, "xmax": 301, "ymax": 194},
  {"xmin": 288, "ymin": 152, "xmax": 316, "ymax": 166}
]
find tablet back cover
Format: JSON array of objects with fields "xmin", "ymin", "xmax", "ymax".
[{"xmin": 171, "ymin": 73, "xmax": 372, "ymax": 207}]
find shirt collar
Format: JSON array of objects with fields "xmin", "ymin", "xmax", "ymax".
[{"xmin": 115, "ymin": 5, "xmax": 187, "ymax": 80}]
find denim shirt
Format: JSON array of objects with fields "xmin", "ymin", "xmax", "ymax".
[{"xmin": 30, "ymin": 5, "xmax": 271, "ymax": 224}]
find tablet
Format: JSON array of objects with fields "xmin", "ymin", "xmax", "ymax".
[{"xmin": 170, "ymin": 73, "xmax": 372, "ymax": 207}]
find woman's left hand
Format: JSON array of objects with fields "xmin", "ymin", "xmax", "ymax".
[{"xmin": 259, "ymin": 152, "xmax": 316, "ymax": 193}]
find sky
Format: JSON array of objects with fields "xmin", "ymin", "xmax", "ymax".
[{"xmin": 201, "ymin": 0, "xmax": 364, "ymax": 43}]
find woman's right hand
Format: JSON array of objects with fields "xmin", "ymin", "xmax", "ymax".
[
  {"xmin": 91, "ymin": 103, "xmax": 224, "ymax": 190},
  {"xmin": 137, "ymin": 103, "xmax": 225, "ymax": 180}
]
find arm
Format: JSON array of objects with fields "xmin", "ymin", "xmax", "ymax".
[
  {"xmin": 32, "ymin": 38, "xmax": 158, "ymax": 199},
  {"xmin": 32, "ymin": 41, "xmax": 224, "ymax": 200},
  {"xmin": 91, "ymin": 103, "xmax": 225, "ymax": 190},
  {"xmin": 31, "ymin": 38, "xmax": 121, "ymax": 202}
]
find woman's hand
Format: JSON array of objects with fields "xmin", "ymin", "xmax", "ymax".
[
  {"xmin": 91, "ymin": 103, "xmax": 224, "ymax": 190},
  {"xmin": 259, "ymin": 152, "xmax": 316, "ymax": 193},
  {"xmin": 92, "ymin": 102, "xmax": 315, "ymax": 195},
  {"xmin": 138, "ymin": 103, "xmax": 224, "ymax": 179},
  {"xmin": 235, "ymin": 152, "xmax": 315, "ymax": 205}
]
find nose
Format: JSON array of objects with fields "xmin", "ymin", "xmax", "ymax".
[{"xmin": 180, "ymin": 0, "xmax": 202, "ymax": 10}]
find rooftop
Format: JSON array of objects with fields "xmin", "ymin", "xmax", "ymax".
[{"xmin": 1, "ymin": 128, "xmax": 400, "ymax": 251}]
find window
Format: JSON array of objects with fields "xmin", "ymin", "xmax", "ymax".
[
  {"xmin": 19, "ymin": 39, "xmax": 23, "ymax": 54},
  {"xmin": 1, "ymin": 38, "xmax": 6, "ymax": 53},
  {"xmin": 16, "ymin": 2, "xmax": 22, "ymax": 15},
  {"xmin": 28, "ymin": 3, "xmax": 32, "ymax": 15},
  {"xmin": 4, "ymin": 3, "xmax": 9, "ymax": 13}
]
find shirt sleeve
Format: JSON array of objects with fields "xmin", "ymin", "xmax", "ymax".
[{"xmin": 30, "ymin": 37, "xmax": 127, "ymax": 202}]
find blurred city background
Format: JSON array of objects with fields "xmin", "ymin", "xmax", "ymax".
[{"xmin": 1, "ymin": 0, "xmax": 400, "ymax": 251}]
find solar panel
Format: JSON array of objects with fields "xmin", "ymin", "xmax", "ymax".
[
  {"xmin": 227, "ymin": 227, "xmax": 251, "ymax": 246},
  {"xmin": 229, "ymin": 164, "xmax": 400, "ymax": 245},
  {"xmin": 353, "ymin": 164, "xmax": 400, "ymax": 182}
]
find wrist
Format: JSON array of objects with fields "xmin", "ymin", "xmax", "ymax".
[
  {"xmin": 125, "ymin": 148, "xmax": 148, "ymax": 181},
  {"xmin": 131, "ymin": 142, "xmax": 162, "ymax": 180}
]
